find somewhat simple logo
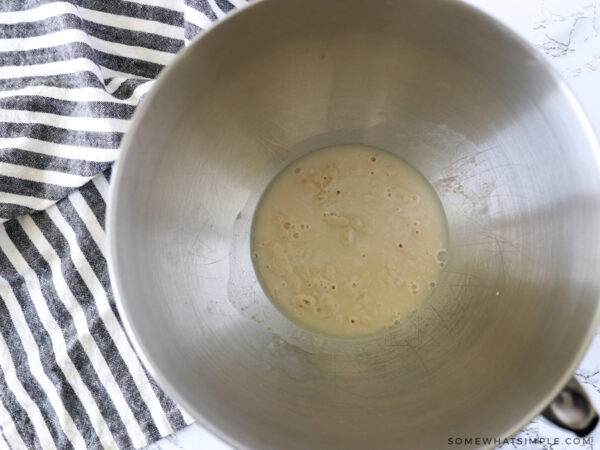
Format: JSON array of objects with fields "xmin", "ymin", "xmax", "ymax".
[{"xmin": 447, "ymin": 437, "xmax": 593, "ymax": 446}]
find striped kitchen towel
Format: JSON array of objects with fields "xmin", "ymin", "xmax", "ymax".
[{"xmin": 0, "ymin": 0, "xmax": 246, "ymax": 448}]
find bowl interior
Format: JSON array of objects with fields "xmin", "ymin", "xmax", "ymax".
[{"xmin": 109, "ymin": 0, "xmax": 600, "ymax": 448}]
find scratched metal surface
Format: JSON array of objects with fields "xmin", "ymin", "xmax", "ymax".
[{"xmin": 108, "ymin": 0, "xmax": 600, "ymax": 449}]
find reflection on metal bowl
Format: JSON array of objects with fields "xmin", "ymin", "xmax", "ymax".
[{"xmin": 107, "ymin": 0, "xmax": 600, "ymax": 448}]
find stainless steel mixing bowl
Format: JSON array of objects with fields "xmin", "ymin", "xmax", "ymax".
[{"xmin": 107, "ymin": 0, "xmax": 600, "ymax": 448}]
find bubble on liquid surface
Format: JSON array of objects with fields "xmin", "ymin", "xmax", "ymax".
[
  {"xmin": 292, "ymin": 294, "xmax": 316, "ymax": 311},
  {"xmin": 436, "ymin": 249, "xmax": 448, "ymax": 266},
  {"xmin": 407, "ymin": 280, "xmax": 419, "ymax": 295}
]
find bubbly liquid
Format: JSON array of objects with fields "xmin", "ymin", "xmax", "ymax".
[{"xmin": 251, "ymin": 145, "xmax": 448, "ymax": 337}]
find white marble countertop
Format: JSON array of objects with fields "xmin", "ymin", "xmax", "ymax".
[{"xmin": 148, "ymin": 1, "xmax": 600, "ymax": 448}]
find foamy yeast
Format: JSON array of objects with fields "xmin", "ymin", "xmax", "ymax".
[{"xmin": 251, "ymin": 145, "xmax": 448, "ymax": 337}]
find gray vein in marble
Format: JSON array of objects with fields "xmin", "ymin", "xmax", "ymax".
[{"xmin": 533, "ymin": 1, "xmax": 600, "ymax": 77}]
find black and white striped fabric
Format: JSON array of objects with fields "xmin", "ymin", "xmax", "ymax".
[{"xmin": 0, "ymin": 1, "xmax": 246, "ymax": 448}]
